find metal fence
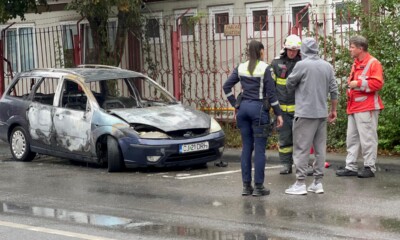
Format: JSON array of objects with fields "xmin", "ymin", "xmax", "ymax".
[
  {"xmin": 140, "ymin": 9, "xmax": 359, "ymax": 121},
  {"xmin": 0, "ymin": 8, "xmax": 360, "ymax": 121}
]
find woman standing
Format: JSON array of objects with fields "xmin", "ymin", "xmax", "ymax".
[{"xmin": 223, "ymin": 40, "xmax": 283, "ymax": 196}]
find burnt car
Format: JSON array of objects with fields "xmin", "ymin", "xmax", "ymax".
[{"xmin": 0, "ymin": 65, "xmax": 225, "ymax": 171}]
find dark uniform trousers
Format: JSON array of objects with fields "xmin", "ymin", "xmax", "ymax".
[
  {"xmin": 236, "ymin": 100, "xmax": 270, "ymax": 184},
  {"xmin": 278, "ymin": 111, "xmax": 294, "ymax": 165}
]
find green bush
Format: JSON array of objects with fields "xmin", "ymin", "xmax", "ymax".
[
  {"xmin": 360, "ymin": 2, "xmax": 400, "ymax": 152},
  {"xmin": 317, "ymin": 0, "xmax": 400, "ymax": 153}
]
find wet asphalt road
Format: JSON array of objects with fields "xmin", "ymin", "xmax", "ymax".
[{"xmin": 0, "ymin": 148, "xmax": 399, "ymax": 239}]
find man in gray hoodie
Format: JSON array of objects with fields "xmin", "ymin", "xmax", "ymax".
[{"xmin": 285, "ymin": 37, "xmax": 338, "ymax": 195}]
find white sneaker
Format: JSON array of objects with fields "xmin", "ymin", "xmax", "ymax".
[
  {"xmin": 307, "ymin": 182, "xmax": 324, "ymax": 194},
  {"xmin": 285, "ymin": 183, "xmax": 307, "ymax": 195}
]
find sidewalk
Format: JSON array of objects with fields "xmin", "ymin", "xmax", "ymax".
[{"xmin": 223, "ymin": 147, "xmax": 400, "ymax": 171}]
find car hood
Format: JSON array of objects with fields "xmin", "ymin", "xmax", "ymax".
[{"xmin": 108, "ymin": 104, "xmax": 211, "ymax": 132}]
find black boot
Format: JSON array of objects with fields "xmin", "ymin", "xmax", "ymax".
[
  {"xmin": 358, "ymin": 166, "xmax": 375, "ymax": 178},
  {"xmin": 252, "ymin": 184, "xmax": 270, "ymax": 196},
  {"xmin": 242, "ymin": 182, "xmax": 253, "ymax": 196},
  {"xmin": 280, "ymin": 164, "xmax": 292, "ymax": 174}
]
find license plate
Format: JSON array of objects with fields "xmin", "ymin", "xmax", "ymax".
[{"xmin": 179, "ymin": 141, "xmax": 209, "ymax": 153}]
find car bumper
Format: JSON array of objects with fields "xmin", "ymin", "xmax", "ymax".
[{"xmin": 119, "ymin": 132, "xmax": 225, "ymax": 167}]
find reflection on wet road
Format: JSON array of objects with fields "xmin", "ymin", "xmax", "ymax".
[
  {"xmin": 1, "ymin": 198, "xmax": 400, "ymax": 240},
  {"xmin": 0, "ymin": 156, "xmax": 399, "ymax": 239},
  {"xmin": 0, "ymin": 202, "xmax": 277, "ymax": 239}
]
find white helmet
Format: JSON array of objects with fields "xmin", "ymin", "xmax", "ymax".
[{"xmin": 284, "ymin": 34, "xmax": 302, "ymax": 50}]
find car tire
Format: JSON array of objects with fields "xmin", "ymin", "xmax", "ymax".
[
  {"xmin": 107, "ymin": 136, "xmax": 125, "ymax": 172},
  {"xmin": 9, "ymin": 126, "xmax": 36, "ymax": 162}
]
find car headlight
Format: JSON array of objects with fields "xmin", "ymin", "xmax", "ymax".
[
  {"xmin": 210, "ymin": 118, "xmax": 222, "ymax": 133},
  {"xmin": 139, "ymin": 131, "xmax": 170, "ymax": 139}
]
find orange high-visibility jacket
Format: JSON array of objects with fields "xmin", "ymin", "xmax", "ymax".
[{"xmin": 346, "ymin": 53, "xmax": 384, "ymax": 114}]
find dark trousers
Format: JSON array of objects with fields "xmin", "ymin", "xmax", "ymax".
[
  {"xmin": 236, "ymin": 100, "xmax": 270, "ymax": 185},
  {"xmin": 278, "ymin": 112, "xmax": 294, "ymax": 165}
]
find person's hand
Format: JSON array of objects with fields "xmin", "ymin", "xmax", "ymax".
[
  {"xmin": 328, "ymin": 111, "xmax": 337, "ymax": 123},
  {"xmin": 348, "ymin": 80, "xmax": 358, "ymax": 89},
  {"xmin": 276, "ymin": 115, "xmax": 283, "ymax": 128}
]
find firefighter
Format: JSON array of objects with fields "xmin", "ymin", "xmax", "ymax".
[
  {"xmin": 270, "ymin": 34, "xmax": 302, "ymax": 174},
  {"xmin": 223, "ymin": 40, "xmax": 283, "ymax": 196}
]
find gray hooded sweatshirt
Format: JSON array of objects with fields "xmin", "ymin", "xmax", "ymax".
[{"xmin": 286, "ymin": 37, "xmax": 338, "ymax": 118}]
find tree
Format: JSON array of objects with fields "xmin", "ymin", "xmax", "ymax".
[
  {"xmin": 67, "ymin": 0, "xmax": 143, "ymax": 65},
  {"xmin": 0, "ymin": 0, "xmax": 47, "ymax": 23},
  {"xmin": 359, "ymin": 0, "xmax": 400, "ymax": 152}
]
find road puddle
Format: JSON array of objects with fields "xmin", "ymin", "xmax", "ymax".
[
  {"xmin": 0, "ymin": 202, "xmax": 277, "ymax": 239},
  {"xmin": 1, "ymin": 202, "xmax": 134, "ymax": 227}
]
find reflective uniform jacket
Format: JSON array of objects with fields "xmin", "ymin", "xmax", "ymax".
[
  {"xmin": 270, "ymin": 54, "xmax": 301, "ymax": 113},
  {"xmin": 223, "ymin": 61, "xmax": 282, "ymax": 116},
  {"xmin": 347, "ymin": 53, "xmax": 384, "ymax": 114}
]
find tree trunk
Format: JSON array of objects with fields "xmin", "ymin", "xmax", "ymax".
[
  {"xmin": 114, "ymin": 11, "xmax": 130, "ymax": 66},
  {"xmin": 87, "ymin": 16, "xmax": 110, "ymax": 65}
]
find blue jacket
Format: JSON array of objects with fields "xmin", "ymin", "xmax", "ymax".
[{"xmin": 223, "ymin": 61, "xmax": 282, "ymax": 116}]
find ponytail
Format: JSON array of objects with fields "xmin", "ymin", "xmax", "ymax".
[{"xmin": 248, "ymin": 40, "xmax": 264, "ymax": 75}]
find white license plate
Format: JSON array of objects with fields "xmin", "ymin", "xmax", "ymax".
[{"xmin": 179, "ymin": 141, "xmax": 209, "ymax": 153}]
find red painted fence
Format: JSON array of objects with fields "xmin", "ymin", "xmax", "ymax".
[{"xmin": 0, "ymin": 9, "xmax": 359, "ymax": 121}]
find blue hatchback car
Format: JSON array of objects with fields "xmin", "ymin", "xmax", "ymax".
[{"xmin": 0, "ymin": 65, "xmax": 225, "ymax": 171}]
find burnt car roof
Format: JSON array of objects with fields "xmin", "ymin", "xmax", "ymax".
[
  {"xmin": 22, "ymin": 67, "xmax": 145, "ymax": 83},
  {"xmin": 70, "ymin": 68, "xmax": 145, "ymax": 82}
]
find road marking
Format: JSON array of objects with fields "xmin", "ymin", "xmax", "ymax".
[
  {"xmin": 176, "ymin": 165, "xmax": 282, "ymax": 179},
  {"xmin": 0, "ymin": 220, "xmax": 116, "ymax": 240}
]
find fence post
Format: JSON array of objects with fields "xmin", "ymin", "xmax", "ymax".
[
  {"xmin": 0, "ymin": 37, "xmax": 4, "ymax": 98},
  {"xmin": 73, "ymin": 17, "xmax": 85, "ymax": 66},
  {"xmin": 292, "ymin": 3, "xmax": 311, "ymax": 37},
  {"xmin": 171, "ymin": 30, "xmax": 181, "ymax": 101},
  {"xmin": 73, "ymin": 35, "xmax": 81, "ymax": 66},
  {"xmin": 172, "ymin": 9, "xmax": 190, "ymax": 101},
  {"xmin": 0, "ymin": 23, "xmax": 15, "ymax": 97},
  {"xmin": 128, "ymin": 32, "xmax": 141, "ymax": 72}
]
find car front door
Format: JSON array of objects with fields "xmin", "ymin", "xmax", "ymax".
[{"xmin": 52, "ymin": 78, "xmax": 93, "ymax": 156}]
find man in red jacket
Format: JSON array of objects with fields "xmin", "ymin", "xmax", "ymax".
[{"xmin": 336, "ymin": 35, "xmax": 384, "ymax": 178}]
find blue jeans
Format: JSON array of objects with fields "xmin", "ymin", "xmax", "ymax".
[{"xmin": 236, "ymin": 100, "xmax": 270, "ymax": 185}]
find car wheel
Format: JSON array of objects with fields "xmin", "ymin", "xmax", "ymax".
[
  {"xmin": 9, "ymin": 126, "xmax": 36, "ymax": 162},
  {"xmin": 107, "ymin": 136, "xmax": 125, "ymax": 172}
]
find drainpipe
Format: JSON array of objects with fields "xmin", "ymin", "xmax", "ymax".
[
  {"xmin": 74, "ymin": 17, "xmax": 85, "ymax": 66},
  {"xmin": 172, "ymin": 8, "xmax": 191, "ymax": 101},
  {"xmin": 0, "ymin": 22, "xmax": 16, "ymax": 98}
]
